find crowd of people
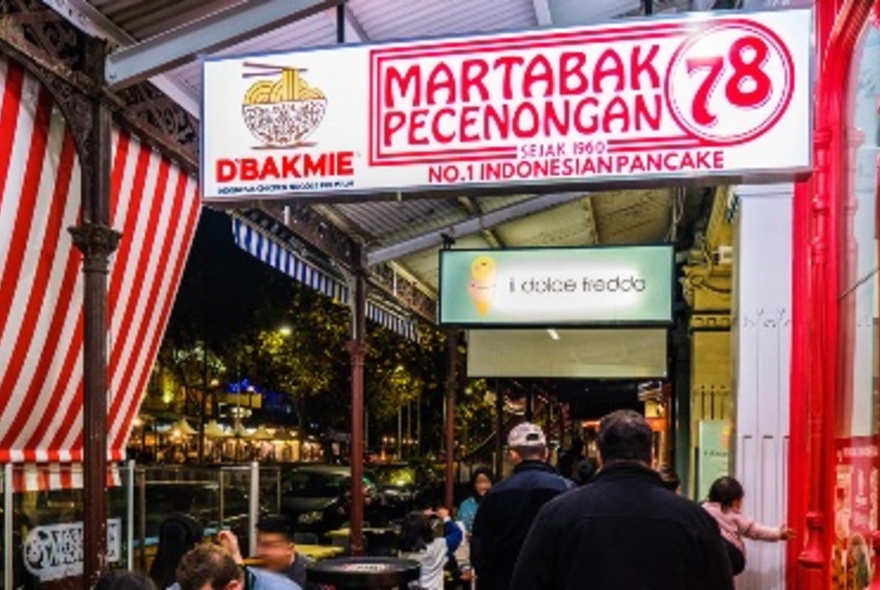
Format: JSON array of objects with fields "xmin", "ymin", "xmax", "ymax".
[{"xmin": 93, "ymin": 409, "xmax": 792, "ymax": 590}]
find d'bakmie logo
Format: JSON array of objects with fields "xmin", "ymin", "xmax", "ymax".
[{"xmin": 241, "ymin": 64, "xmax": 327, "ymax": 148}]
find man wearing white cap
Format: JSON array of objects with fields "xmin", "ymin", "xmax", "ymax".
[{"xmin": 471, "ymin": 422, "xmax": 573, "ymax": 590}]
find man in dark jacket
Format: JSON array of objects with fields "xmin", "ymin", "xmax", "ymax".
[
  {"xmin": 510, "ymin": 410, "xmax": 734, "ymax": 590},
  {"xmin": 471, "ymin": 422, "xmax": 573, "ymax": 590}
]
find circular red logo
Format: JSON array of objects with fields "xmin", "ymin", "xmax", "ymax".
[{"xmin": 665, "ymin": 21, "xmax": 795, "ymax": 146}]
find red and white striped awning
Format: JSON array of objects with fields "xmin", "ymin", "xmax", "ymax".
[
  {"xmin": 0, "ymin": 54, "xmax": 201, "ymax": 464},
  {"xmin": 11, "ymin": 464, "xmax": 122, "ymax": 493}
]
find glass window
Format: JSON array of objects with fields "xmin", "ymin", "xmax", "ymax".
[{"xmin": 833, "ymin": 25, "xmax": 880, "ymax": 589}]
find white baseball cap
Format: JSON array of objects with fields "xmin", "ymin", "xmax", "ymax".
[{"xmin": 508, "ymin": 422, "xmax": 547, "ymax": 448}]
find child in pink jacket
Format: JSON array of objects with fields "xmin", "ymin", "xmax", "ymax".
[{"xmin": 702, "ymin": 476, "xmax": 795, "ymax": 575}]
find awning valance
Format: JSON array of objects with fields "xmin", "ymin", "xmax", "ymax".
[{"xmin": 231, "ymin": 216, "xmax": 419, "ymax": 341}]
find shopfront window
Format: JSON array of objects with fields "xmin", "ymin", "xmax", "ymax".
[{"xmin": 834, "ymin": 24, "xmax": 880, "ymax": 590}]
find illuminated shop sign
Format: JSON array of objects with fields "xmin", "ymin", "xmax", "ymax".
[
  {"xmin": 201, "ymin": 9, "xmax": 812, "ymax": 201},
  {"xmin": 438, "ymin": 246, "xmax": 673, "ymax": 326}
]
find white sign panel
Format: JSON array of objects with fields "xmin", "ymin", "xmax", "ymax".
[
  {"xmin": 201, "ymin": 9, "xmax": 812, "ymax": 201},
  {"xmin": 23, "ymin": 518, "xmax": 122, "ymax": 582},
  {"xmin": 439, "ymin": 247, "xmax": 674, "ymax": 326}
]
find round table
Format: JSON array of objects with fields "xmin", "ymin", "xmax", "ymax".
[{"xmin": 306, "ymin": 556, "xmax": 420, "ymax": 589}]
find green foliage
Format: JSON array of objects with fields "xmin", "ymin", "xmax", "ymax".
[{"xmin": 156, "ymin": 210, "xmax": 497, "ymax": 451}]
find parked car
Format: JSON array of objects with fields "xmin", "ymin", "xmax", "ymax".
[
  {"xmin": 280, "ymin": 465, "xmax": 383, "ymax": 537},
  {"xmin": 372, "ymin": 463, "xmax": 445, "ymax": 517}
]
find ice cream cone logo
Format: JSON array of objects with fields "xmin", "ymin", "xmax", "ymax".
[
  {"xmin": 468, "ymin": 255, "xmax": 497, "ymax": 317},
  {"xmin": 241, "ymin": 63, "xmax": 327, "ymax": 148}
]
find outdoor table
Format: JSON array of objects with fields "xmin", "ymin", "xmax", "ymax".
[
  {"xmin": 305, "ymin": 557, "xmax": 420, "ymax": 589},
  {"xmin": 325, "ymin": 527, "xmax": 397, "ymax": 538},
  {"xmin": 298, "ymin": 544, "xmax": 346, "ymax": 561}
]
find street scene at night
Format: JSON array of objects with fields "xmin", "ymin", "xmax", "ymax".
[{"xmin": 0, "ymin": 0, "xmax": 878, "ymax": 589}]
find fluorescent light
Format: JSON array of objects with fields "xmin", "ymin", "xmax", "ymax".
[{"xmin": 547, "ymin": 329, "xmax": 560, "ymax": 341}]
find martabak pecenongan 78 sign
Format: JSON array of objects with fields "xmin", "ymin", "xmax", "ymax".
[{"xmin": 200, "ymin": 9, "xmax": 812, "ymax": 202}]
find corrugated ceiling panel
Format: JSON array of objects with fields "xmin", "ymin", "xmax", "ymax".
[
  {"xmin": 474, "ymin": 195, "xmax": 537, "ymax": 214},
  {"xmin": 89, "ymin": 0, "xmax": 240, "ymax": 39},
  {"xmin": 592, "ymin": 189, "xmax": 673, "ymax": 244},
  {"xmin": 170, "ymin": 11, "xmax": 336, "ymax": 90},
  {"xmin": 548, "ymin": 0, "xmax": 642, "ymax": 25},
  {"xmin": 494, "ymin": 200, "xmax": 594, "ymax": 247},
  {"xmin": 333, "ymin": 199, "xmax": 469, "ymax": 243},
  {"xmin": 401, "ymin": 234, "xmax": 492, "ymax": 290},
  {"xmin": 348, "ymin": 0, "xmax": 537, "ymax": 41}
]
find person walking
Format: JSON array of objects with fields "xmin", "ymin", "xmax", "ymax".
[
  {"xmin": 471, "ymin": 422, "xmax": 572, "ymax": 590},
  {"xmin": 510, "ymin": 410, "xmax": 734, "ymax": 590}
]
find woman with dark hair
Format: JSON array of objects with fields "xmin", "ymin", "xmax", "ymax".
[
  {"xmin": 457, "ymin": 468, "xmax": 494, "ymax": 534},
  {"xmin": 148, "ymin": 514, "xmax": 204, "ymax": 589},
  {"xmin": 573, "ymin": 457, "xmax": 599, "ymax": 487},
  {"xmin": 702, "ymin": 476, "xmax": 794, "ymax": 576},
  {"xmin": 96, "ymin": 571, "xmax": 156, "ymax": 590},
  {"xmin": 398, "ymin": 508, "xmax": 463, "ymax": 590}
]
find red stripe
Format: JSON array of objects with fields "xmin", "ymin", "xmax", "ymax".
[
  {"xmin": 109, "ymin": 131, "xmax": 131, "ymax": 223},
  {"xmin": 46, "ymin": 314, "xmax": 84, "ymax": 455},
  {"xmin": 113, "ymin": 181, "xmax": 200, "ymax": 453},
  {"xmin": 0, "ymin": 85, "xmax": 54, "ymax": 427},
  {"xmin": 106, "ymin": 143, "xmax": 153, "ymax": 338},
  {"xmin": 0, "ymin": 61, "xmax": 25, "ymax": 209},
  {"xmin": 108, "ymin": 155, "xmax": 171, "ymax": 418},
  {"xmin": 2, "ymin": 130, "xmax": 78, "ymax": 452},
  {"xmin": 21, "ymin": 237, "xmax": 81, "ymax": 457}
]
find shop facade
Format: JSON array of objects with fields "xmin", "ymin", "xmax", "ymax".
[{"xmin": 790, "ymin": 1, "xmax": 880, "ymax": 588}]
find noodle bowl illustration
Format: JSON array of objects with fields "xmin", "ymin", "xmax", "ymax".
[{"xmin": 241, "ymin": 63, "xmax": 327, "ymax": 148}]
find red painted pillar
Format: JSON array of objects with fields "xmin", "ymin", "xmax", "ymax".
[{"xmin": 791, "ymin": 2, "xmax": 876, "ymax": 588}]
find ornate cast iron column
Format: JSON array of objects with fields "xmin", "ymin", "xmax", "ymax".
[{"xmin": 69, "ymin": 37, "xmax": 121, "ymax": 586}]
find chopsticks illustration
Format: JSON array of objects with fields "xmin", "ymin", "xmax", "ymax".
[{"xmin": 242, "ymin": 62, "xmax": 307, "ymax": 78}]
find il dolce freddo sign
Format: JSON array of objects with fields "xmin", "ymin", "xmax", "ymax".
[
  {"xmin": 201, "ymin": 9, "xmax": 811, "ymax": 201},
  {"xmin": 438, "ymin": 247, "xmax": 673, "ymax": 326}
]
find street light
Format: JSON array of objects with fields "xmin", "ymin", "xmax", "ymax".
[{"xmin": 278, "ymin": 326, "xmax": 292, "ymax": 337}]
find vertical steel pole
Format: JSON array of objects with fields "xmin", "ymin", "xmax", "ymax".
[
  {"xmin": 444, "ymin": 332, "xmax": 457, "ymax": 510},
  {"xmin": 4, "ymin": 463, "xmax": 14, "ymax": 590},
  {"xmin": 70, "ymin": 38, "xmax": 121, "ymax": 587},
  {"xmin": 249, "ymin": 462, "xmax": 259, "ymax": 557},
  {"xmin": 126, "ymin": 460, "xmax": 135, "ymax": 571},
  {"xmin": 138, "ymin": 468, "xmax": 147, "ymax": 572},
  {"xmin": 347, "ymin": 245, "xmax": 367, "ymax": 556}
]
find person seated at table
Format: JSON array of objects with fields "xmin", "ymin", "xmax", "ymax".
[
  {"xmin": 175, "ymin": 544, "xmax": 300, "ymax": 590},
  {"xmin": 218, "ymin": 519, "xmax": 311, "ymax": 589},
  {"xmin": 256, "ymin": 515, "xmax": 313, "ymax": 588},
  {"xmin": 398, "ymin": 508, "xmax": 463, "ymax": 590},
  {"xmin": 149, "ymin": 514, "xmax": 203, "ymax": 590}
]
